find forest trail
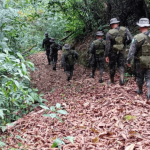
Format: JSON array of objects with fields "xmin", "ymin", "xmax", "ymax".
[{"xmin": 2, "ymin": 51, "xmax": 150, "ymax": 150}]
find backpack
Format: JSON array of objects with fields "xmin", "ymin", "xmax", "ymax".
[
  {"xmin": 109, "ymin": 26, "xmax": 126, "ymax": 52},
  {"xmin": 64, "ymin": 50, "xmax": 75, "ymax": 66},
  {"xmin": 93, "ymin": 39, "xmax": 105, "ymax": 56},
  {"xmin": 135, "ymin": 32, "xmax": 150, "ymax": 68}
]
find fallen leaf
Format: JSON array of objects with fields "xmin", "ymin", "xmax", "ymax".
[{"xmin": 125, "ymin": 144, "xmax": 135, "ymax": 150}]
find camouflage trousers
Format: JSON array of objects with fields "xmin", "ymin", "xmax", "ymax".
[
  {"xmin": 51, "ymin": 54, "xmax": 58, "ymax": 68},
  {"xmin": 108, "ymin": 52, "xmax": 125, "ymax": 76},
  {"xmin": 64, "ymin": 65, "xmax": 74, "ymax": 80},
  {"xmin": 91, "ymin": 57, "xmax": 104, "ymax": 75},
  {"xmin": 134, "ymin": 59, "xmax": 150, "ymax": 87},
  {"xmin": 46, "ymin": 50, "xmax": 51, "ymax": 63}
]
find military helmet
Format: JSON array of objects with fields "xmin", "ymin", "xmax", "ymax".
[
  {"xmin": 96, "ymin": 31, "xmax": 104, "ymax": 36},
  {"xmin": 110, "ymin": 18, "xmax": 120, "ymax": 25},
  {"xmin": 50, "ymin": 38, "xmax": 55, "ymax": 43},
  {"xmin": 63, "ymin": 44, "xmax": 70, "ymax": 50},
  {"xmin": 136, "ymin": 18, "xmax": 150, "ymax": 27},
  {"xmin": 45, "ymin": 32, "xmax": 48, "ymax": 36}
]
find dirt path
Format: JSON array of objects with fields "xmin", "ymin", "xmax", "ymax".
[{"xmin": 1, "ymin": 51, "xmax": 150, "ymax": 150}]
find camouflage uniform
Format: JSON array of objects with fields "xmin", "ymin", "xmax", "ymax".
[
  {"xmin": 62, "ymin": 44, "xmax": 79, "ymax": 81},
  {"xmin": 50, "ymin": 38, "xmax": 61, "ymax": 70},
  {"xmin": 105, "ymin": 26, "xmax": 132, "ymax": 84},
  {"xmin": 127, "ymin": 31, "xmax": 150, "ymax": 97},
  {"xmin": 42, "ymin": 34, "xmax": 51, "ymax": 64},
  {"xmin": 90, "ymin": 38, "xmax": 106, "ymax": 83}
]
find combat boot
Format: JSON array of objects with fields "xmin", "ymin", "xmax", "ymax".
[
  {"xmin": 53, "ymin": 63, "xmax": 56, "ymax": 71},
  {"xmin": 147, "ymin": 87, "xmax": 150, "ymax": 100},
  {"xmin": 136, "ymin": 85, "xmax": 143, "ymax": 95},
  {"xmin": 53, "ymin": 66, "xmax": 56, "ymax": 70},
  {"xmin": 99, "ymin": 78, "xmax": 103, "ymax": 83},
  {"xmin": 67, "ymin": 76, "xmax": 70, "ymax": 81},
  {"xmin": 90, "ymin": 73, "xmax": 94, "ymax": 78},
  {"xmin": 119, "ymin": 69, "xmax": 124, "ymax": 85},
  {"xmin": 99, "ymin": 74, "xmax": 103, "ymax": 83},
  {"xmin": 108, "ymin": 75, "xmax": 114, "ymax": 85},
  {"xmin": 90, "ymin": 68, "xmax": 95, "ymax": 78}
]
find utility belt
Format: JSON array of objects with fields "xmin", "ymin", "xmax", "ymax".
[
  {"xmin": 112, "ymin": 44, "xmax": 124, "ymax": 54},
  {"xmin": 134, "ymin": 55, "xmax": 150, "ymax": 68}
]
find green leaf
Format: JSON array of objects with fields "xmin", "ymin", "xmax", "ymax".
[
  {"xmin": 0, "ymin": 126, "xmax": 6, "ymax": 132},
  {"xmin": 43, "ymin": 114, "xmax": 51, "ymax": 117},
  {"xmin": 0, "ymin": 141, "xmax": 6, "ymax": 147},
  {"xmin": 64, "ymin": 136, "xmax": 74, "ymax": 144},
  {"xmin": 50, "ymin": 106, "xmax": 56, "ymax": 112},
  {"xmin": 55, "ymin": 116, "xmax": 63, "ymax": 122},
  {"xmin": 0, "ymin": 32, "xmax": 4, "ymax": 41},
  {"xmin": 124, "ymin": 115, "xmax": 136, "ymax": 121},
  {"xmin": 17, "ymin": 53, "xmax": 24, "ymax": 60},
  {"xmin": 21, "ymin": 63, "xmax": 27, "ymax": 74},
  {"xmin": 18, "ymin": 142, "xmax": 21, "ymax": 147},
  {"xmin": 0, "ymin": 109, "xmax": 4, "ymax": 119},
  {"xmin": 57, "ymin": 110, "xmax": 68, "ymax": 115},
  {"xmin": 51, "ymin": 141, "xmax": 58, "ymax": 148},
  {"xmin": 14, "ymin": 80, "xmax": 20, "ymax": 88},
  {"xmin": 56, "ymin": 103, "xmax": 61, "ymax": 108},
  {"xmin": 51, "ymin": 138, "xmax": 65, "ymax": 148},
  {"xmin": 49, "ymin": 113, "xmax": 57, "ymax": 118},
  {"xmin": 39, "ymin": 105, "xmax": 49, "ymax": 110}
]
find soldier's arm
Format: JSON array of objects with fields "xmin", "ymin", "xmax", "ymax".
[
  {"xmin": 42, "ymin": 40, "xmax": 45, "ymax": 48},
  {"xmin": 104, "ymin": 33, "xmax": 111, "ymax": 57},
  {"xmin": 89, "ymin": 43, "xmax": 95, "ymax": 54},
  {"xmin": 50, "ymin": 45, "xmax": 53, "ymax": 56},
  {"xmin": 125, "ymin": 29, "xmax": 133, "ymax": 45},
  {"xmin": 103, "ymin": 40, "xmax": 106, "ymax": 52},
  {"xmin": 62, "ymin": 54, "xmax": 65, "ymax": 65},
  {"xmin": 127, "ymin": 38, "xmax": 138, "ymax": 64},
  {"xmin": 74, "ymin": 51, "xmax": 79, "ymax": 59}
]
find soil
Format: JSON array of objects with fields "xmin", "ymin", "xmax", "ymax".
[{"xmin": 1, "ymin": 51, "xmax": 150, "ymax": 150}]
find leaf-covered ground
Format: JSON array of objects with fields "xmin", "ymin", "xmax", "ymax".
[{"xmin": 1, "ymin": 51, "xmax": 150, "ymax": 150}]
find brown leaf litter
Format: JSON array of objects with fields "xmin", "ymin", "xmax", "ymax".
[{"xmin": 1, "ymin": 51, "xmax": 150, "ymax": 150}]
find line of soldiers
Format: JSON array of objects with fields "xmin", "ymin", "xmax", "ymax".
[
  {"xmin": 89, "ymin": 17, "xmax": 150, "ymax": 101},
  {"xmin": 43, "ymin": 17, "xmax": 150, "ymax": 101},
  {"xmin": 42, "ymin": 35, "xmax": 79, "ymax": 81}
]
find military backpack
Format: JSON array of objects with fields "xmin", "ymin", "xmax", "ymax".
[
  {"xmin": 93, "ymin": 39, "xmax": 106, "ymax": 56},
  {"xmin": 64, "ymin": 50, "xmax": 76, "ymax": 66},
  {"xmin": 134, "ymin": 32, "xmax": 150, "ymax": 68},
  {"xmin": 108, "ymin": 26, "xmax": 126, "ymax": 52}
]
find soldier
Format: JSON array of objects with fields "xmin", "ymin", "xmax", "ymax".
[
  {"xmin": 127, "ymin": 18, "xmax": 150, "ymax": 100},
  {"xmin": 105, "ymin": 18, "xmax": 133, "ymax": 85},
  {"xmin": 89, "ymin": 31, "xmax": 106, "ymax": 83},
  {"xmin": 62, "ymin": 44, "xmax": 79, "ymax": 81},
  {"xmin": 49, "ymin": 38, "xmax": 61, "ymax": 70},
  {"xmin": 42, "ymin": 33, "xmax": 51, "ymax": 65}
]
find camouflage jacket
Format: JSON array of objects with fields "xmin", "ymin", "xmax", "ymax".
[
  {"xmin": 62, "ymin": 50, "xmax": 79, "ymax": 66},
  {"xmin": 127, "ymin": 31, "xmax": 150, "ymax": 64},
  {"xmin": 42, "ymin": 37, "xmax": 51, "ymax": 50},
  {"xmin": 105, "ymin": 26, "xmax": 133, "ymax": 57},
  {"xmin": 50, "ymin": 43, "xmax": 61, "ymax": 56},
  {"xmin": 90, "ymin": 39, "xmax": 106, "ymax": 57}
]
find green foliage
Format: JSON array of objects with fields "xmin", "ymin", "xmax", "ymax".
[
  {"xmin": 40, "ymin": 103, "xmax": 68, "ymax": 122},
  {"xmin": 51, "ymin": 136, "xmax": 74, "ymax": 149},
  {"xmin": 124, "ymin": 115, "xmax": 136, "ymax": 121},
  {"xmin": 48, "ymin": 0, "xmax": 108, "ymax": 39},
  {"xmin": 0, "ymin": 0, "xmax": 47, "ymax": 130},
  {"xmin": 0, "ymin": 141, "xmax": 6, "ymax": 148}
]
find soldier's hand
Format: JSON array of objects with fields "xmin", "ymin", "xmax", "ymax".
[
  {"xmin": 105, "ymin": 57, "xmax": 109, "ymax": 63},
  {"xmin": 127, "ymin": 63, "xmax": 131, "ymax": 68}
]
